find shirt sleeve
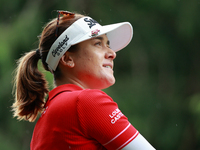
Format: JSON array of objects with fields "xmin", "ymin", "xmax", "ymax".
[
  {"xmin": 77, "ymin": 89, "xmax": 139, "ymax": 150},
  {"xmin": 122, "ymin": 133, "xmax": 156, "ymax": 150}
]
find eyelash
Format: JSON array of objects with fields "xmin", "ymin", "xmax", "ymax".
[
  {"xmin": 95, "ymin": 42, "xmax": 101, "ymax": 46},
  {"xmin": 95, "ymin": 42, "xmax": 110, "ymax": 49}
]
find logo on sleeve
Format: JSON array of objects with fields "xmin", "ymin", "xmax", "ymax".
[
  {"xmin": 109, "ymin": 108, "xmax": 124, "ymax": 124},
  {"xmin": 84, "ymin": 18, "xmax": 98, "ymax": 28}
]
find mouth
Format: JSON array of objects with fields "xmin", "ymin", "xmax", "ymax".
[
  {"xmin": 103, "ymin": 64, "xmax": 113, "ymax": 70},
  {"xmin": 105, "ymin": 66, "xmax": 112, "ymax": 69}
]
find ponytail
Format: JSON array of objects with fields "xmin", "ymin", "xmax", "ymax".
[
  {"xmin": 12, "ymin": 50, "xmax": 49, "ymax": 122},
  {"xmin": 12, "ymin": 13, "xmax": 84, "ymax": 122}
]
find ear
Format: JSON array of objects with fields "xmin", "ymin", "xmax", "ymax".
[{"xmin": 59, "ymin": 52, "xmax": 75, "ymax": 68}]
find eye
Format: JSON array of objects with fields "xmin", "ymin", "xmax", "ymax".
[
  {"xmin": 95, "ymin": 41, "xmax": 102, "ymax": 46},
  {"xmin": 107, "ymin": 44, "xmax": 111, "ymax": 49}
]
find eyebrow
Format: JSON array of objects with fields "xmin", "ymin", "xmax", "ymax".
[{"xmin": 93, "ymin": 36, "xmax": 110, "ymax": 45}]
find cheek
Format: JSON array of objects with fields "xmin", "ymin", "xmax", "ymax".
[
  {"xmin": 78, "ymin": 51, "xmax": 94, "ymax": 63},
  {"xmin": 83, "ymin": 55, "xmax": 101, "ymax": 68},
  {"xmin": 75, "ymin": 50, "xmax": 103, "ymax": 73}
]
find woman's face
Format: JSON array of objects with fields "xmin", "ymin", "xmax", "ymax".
[{"xmin": 71, "ymin": 34, "xmax": 116, "ymax": 89}]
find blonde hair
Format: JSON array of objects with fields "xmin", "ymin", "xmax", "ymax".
[{"xmin": 12, "ymin": 13, "xmax": 84, "ymax": 122}]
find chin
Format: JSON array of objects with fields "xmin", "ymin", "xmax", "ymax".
[
  {"xmin": 101, "ymin": 77, "xmax": 115, "ymax": 89},
  {"xmin": 88, "ymin": 75, "xmax": 115, "ymax": 89}
]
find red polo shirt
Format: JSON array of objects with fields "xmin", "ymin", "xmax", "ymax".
[{"xmin": 31, "ymin": 84, "xmax": 139, "ymax": 150}]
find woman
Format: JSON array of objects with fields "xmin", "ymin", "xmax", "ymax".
[{"xmin": 12, "ymin": 10, "xmax": 156, "ymax": 150}]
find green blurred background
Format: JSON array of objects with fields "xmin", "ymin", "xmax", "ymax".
[{"xmin": 0, "ymin": 0, "xmax": 200, "ymax": 149}]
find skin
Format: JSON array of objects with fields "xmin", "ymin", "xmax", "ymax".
[{"xmin": 56, "ymin": 34, "xmax": 116, "ymax": 90}]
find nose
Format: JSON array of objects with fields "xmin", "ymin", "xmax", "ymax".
[{"xmin": 105, "ymin": 47, "xmax": 116, "ymax": 60}]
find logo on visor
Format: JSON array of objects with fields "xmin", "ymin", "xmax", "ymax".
[
  {"xmin": 52, "ymin": 35, "xmax": 69, "ymax": 57},
  {"xmin": 91, "ymin": 29, "xmax": 100, "ymax": 37},
  {"xmin": 84, "ymin": 18, "xmax": 98, "ymax": 28}
]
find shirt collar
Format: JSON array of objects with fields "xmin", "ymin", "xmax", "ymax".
[{"xmin": 48, "ymin": 84, "xmax": 83, "ymax": 101}]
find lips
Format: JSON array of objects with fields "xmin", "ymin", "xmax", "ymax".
[
  {"xmin": 105, "ymin": 66, "xmax": 112, "ymax": 69},
  {"xmin": 103, "ymin": 63, "xmax": 113, "ymax": 70}
]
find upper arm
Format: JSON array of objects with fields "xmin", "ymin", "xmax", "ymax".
[{"xmin": 77, "ymin": 90, "xmax": 142, "ymax": 150}]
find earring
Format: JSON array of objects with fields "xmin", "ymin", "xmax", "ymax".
[{"xmin": 68, "ymin": 63, "xmax": 73, "ymax": 67}]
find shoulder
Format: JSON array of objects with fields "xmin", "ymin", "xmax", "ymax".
[
  {"xmin": 76, "ymin": 89, "xmax": 117, "ymax": 113},
  {"xmin": 77, "ymin": 89, "xmax": 114, "ymax": 104}
]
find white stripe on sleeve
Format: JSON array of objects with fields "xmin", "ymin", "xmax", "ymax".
[
  {"xmin": 103, "ymin": 123, "xmax": 131, "ymax": 146},
  {"xmin": 121, "ymin": 133, "xmax": 156, "ymax": 150}
]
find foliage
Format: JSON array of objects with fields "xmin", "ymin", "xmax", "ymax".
[{"xmin": 0, "ymin": 0, "xmax": 200, "ymax": 149}]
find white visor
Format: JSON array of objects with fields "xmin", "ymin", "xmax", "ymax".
[{"xmin": 46, "ymin": 16, "xmax": 133, "ymax": 71}]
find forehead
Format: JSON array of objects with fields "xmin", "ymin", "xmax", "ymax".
[
  {"xmin": 74, "ymin": 35, "xmax": 109, "ymax": 53},
  {"xmin": 77, "ymin": 34, "xmax": 109, "ymax": 46},
  {"xmin": 90, "ymin": 34, "xmax": 110, "ymax": 46},
  {"xmin": 91, "ymin": 34, "xmax": 109, "ymax": 41}
]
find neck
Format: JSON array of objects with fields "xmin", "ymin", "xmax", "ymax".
[{"xmin": 55, "ymin": 77, "xmax": 88, "ymax": 89}]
